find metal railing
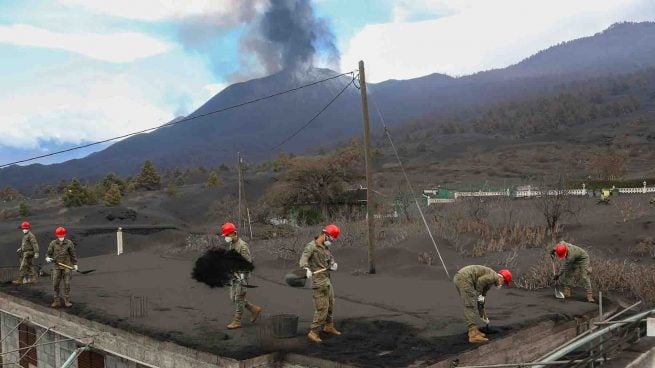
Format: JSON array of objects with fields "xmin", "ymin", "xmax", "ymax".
[{"xmin": 453, "ymin": 302, "xmax": 654, "ymax": 368}]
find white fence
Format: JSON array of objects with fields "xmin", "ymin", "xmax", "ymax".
[
  {"xmin": 455, "ymin": 190, "xmax": 510, "ymax": 198},
  {"xmin": 618, "ymin": 187, "xmax": 655, "ymax": 194},
  {"xmin": 425, "ymin": 183, "xmax": 655, "ymax": 205}
]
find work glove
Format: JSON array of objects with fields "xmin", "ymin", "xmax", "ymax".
[
  {"xmin": 330, "ymin": 262, "xmax": 338, "ymax": 271},
  {"xmin": 45, "ymin": 257, "xmax": 53, "ymax": 263},
  {"xmin": 16, "ymin": 248, "xmax": 21, "ymax": 253},
  {"xmin": 305, "ymin": 268, "xmax": 313, "ymax": 279},
  {"xmin": 238, "ymin": 273, "xmax": 245, "ymax": 281},
  {"xmin": 73, "ymin": 265, "xmax": 78, "ymax": 271},
  {"xmin": 481, "ymin": 315, "xmax": 490, "ymax": 324},
  {"xmin": 477, "ymin": 295, "xmax": 485, "ymax": 303}
]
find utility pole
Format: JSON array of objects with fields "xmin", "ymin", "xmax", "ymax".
[
  {"xmin": 237, "ymin": 152, "xmax": 243, "ymax": 230},
  {"xmin": 359, "ymin": 60, "xmax": 376, "ymax": 274}
]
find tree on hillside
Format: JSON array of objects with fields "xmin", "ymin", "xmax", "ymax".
[
  {"xmin": 18, "ymin": 202, "xmax": 30, "ymax": 217},
  {"xmin": 265, "ymin": 142, "xmax": 362, "ymax": 219},
  {"xmin": 536, "ymin": 177, "xmax": 583, "ymax": 239},
  {"xmin": 587, "ymin": 148, "xmax": 627, "ymax": 181},
  {"xmin": 104, "ymin": 184, "xmax": 122, "ymax": 207},
  {"xmin": 62, "ymin": 179, "xmax": 95, "ymax": 207},
  {"xmin": 166, "ymin": 182, "xmax": 178, "ymax": 197},
  {"xmin": 273, "ymin": 152, "xmax": 292, "ymax": 173},
  {"xmin": 136, "ymin": 160, "xmax": 161, "ymax": 191},
  {"xmin": 206, "ymin": 171, "xmax": 223, "ymax": 187},
  {"xmin": 126, "ymin": 180, "xmax": 137, "ymax": 193},
  {"xmin": 102, "ymin": 172, "xmax": 126, "ymax": 195},
  {"xmin": 0, "ymin": 187, "xmax": 23, "ymax": 202}
]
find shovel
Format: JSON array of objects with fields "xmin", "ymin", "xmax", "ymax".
[
  {"xmin": 284, "ymin": 268, "xmax": 327, "ymax": 287},
  {"xmin": 551, "ymin": 262, "xmax": 565, "ymax": 299},
  {"xmin": 57, "ymin": 263, "xmax": 96, "ymax": 275}
]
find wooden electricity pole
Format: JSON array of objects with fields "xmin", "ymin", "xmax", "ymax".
[
  {"xmin": 359, "ymin": 60, "xmax": 376, "ymax": 274},
  {"xmin": 237, "ymin": 152, "xmax": 243, "ymax": 230}
]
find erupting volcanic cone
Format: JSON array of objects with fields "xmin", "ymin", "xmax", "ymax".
[{"xmin": 191, "ymin": 248, "xmax": 254, "ymax": 288}]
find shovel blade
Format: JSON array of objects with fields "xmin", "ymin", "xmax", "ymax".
[
  {"xmin": 79, "ymin": 269, "xmax": 96, "ymax": 275},
  {"xmin": 555, "ymin": 288, "xmax": 565, "ymax": 299}
]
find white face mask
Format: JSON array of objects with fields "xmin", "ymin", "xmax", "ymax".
[
  {"xmin": 496, "ymin": 284, "xmax": 503, "ymax": 289},
  {"xmin": 22, "ymin": 229, "xmax": 29, "ymax": 234},
  {"xmin": 324, "ymin": 240, "xmax": 333, "ymax": 247},
  {"xmin": 224, "ymin": 236, "xmax": 233, "ymax": 243},
  {"xmin": 58, "ymin": 237, "xmax": 65, "ymax": 242}
]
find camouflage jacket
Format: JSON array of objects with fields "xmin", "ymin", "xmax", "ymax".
[
  {"xmin": 229, "ymin": 238, "xmax": 252, "ymax": 263},
  {"xmin": 229, "ymin": 238, "xmax": 252, "ymax": 281},
  {"xmin": 46, "ymin": 239, "xmax": 77, "ymax": 269},
  {"xmin": 553, "ymin": 242, "xmax": 589, "ymax": 270},
  {"xmin": 299, "ymin": 240, "xmax": 334, "ymax": 288},
  {"xmin": 456, "ymin": 265, "xmax": 499, "ymax": 296},
  {"xmin": 21, "ymin": 231, "xmax": 39, "ymax": 255}
]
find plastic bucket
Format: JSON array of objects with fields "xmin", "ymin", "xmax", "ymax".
[{"xmin": 270, "ymin": 314, "xmax": 299, "ymax": 338}]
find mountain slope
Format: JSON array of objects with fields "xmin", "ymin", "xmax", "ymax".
[{"xmin": 3, "ymin": 22, "xmax": 655, "ymax": 192}]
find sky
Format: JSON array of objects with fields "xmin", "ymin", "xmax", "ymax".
[{"xmin": 0, "ymin": 0, "xmax": 654, "ymax": 165}]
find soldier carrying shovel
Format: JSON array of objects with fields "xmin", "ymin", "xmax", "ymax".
[
  {"xmin": 222, "ymin": 222, "xmax": 263, "ymax": 330},
  {"xmin": 300, "ymin": 224, "xmax": 341, "ymax": 343},
  {"xmin": 453, "ymin": 265, "xmax": 512, "ymax": 344},
  {"xmin": 13, "ymin": 221, "xmax": 39, "ymax": 285},
  {"xmin": 45, "ymin": 227, "xmax": 78, "ymax": 308},
  {"xmin": 551, "ymin": 241, "xmax": 595, "ymax": 303}
]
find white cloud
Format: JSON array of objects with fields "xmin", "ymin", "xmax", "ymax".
[
  {"xmin": 0, "ymin": 24, "xmax": 172, "ymax": 62},
  {"xmin": 0, "ymin": 54, "xmax": 220, "ymax": 150},
  {"xmin": 63, "ymin": 0, "xmax": 268, "ymax": 24},
  {"xmin": 204, "ymin": 83, "xmax": 228, "ymax": 96},
  {"xmin": 342, "ymin": 0, "xmax": 655, "ymax": 82},
  {"xmin": 0, "ymin": 77, "xmax": 174, "ymax": 149}
]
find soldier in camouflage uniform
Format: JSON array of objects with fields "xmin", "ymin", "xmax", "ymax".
[
  {"xmin": 45, "ymin": 227, "xmax": 77, "ymax": 308},
  {"xmin": 299, "ymin": 224, "xmax": 341, "ymax": 343},
  {"xmin": 222, "ymin": 223, "xmax": 262, "ymax": 330},
  {"xmin": 552, "ymin": 241, "xmax": 595, "ymax": 303},
  {"xmin": 453, "ymin": 265, "xmax": 512, "ymax": 343},
  {"xmin": 14, "ymin": 221, "xmax": 40, "ymax": 285}
]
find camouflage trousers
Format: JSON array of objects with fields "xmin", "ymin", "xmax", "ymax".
[
  {"xmin": 311, "ymin": 283, "xmax": 335, "ymax": 332},
  {"xmin": 230, "ymin": 280, "xmax": 250, "ymax": 317},
  {"xmin": 18, "ymin": 252, "xmax": 36, "ymax": 280},
  {"xmin": 453, "ymin": 273, "xmax": 479, "ymax": 328},
  {"xmin": 52, "ymin": 269, "xmax": 72, "ymax": 298},
  {"xmin": 561, "ymin": 256, "xmax": 592, "ymax": 291}
]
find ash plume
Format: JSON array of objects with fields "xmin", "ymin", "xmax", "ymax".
[
  {"xmin": 173, "ymin": 0, "xmax": 340, "ymax": 81},
  {"xmin": 243, "ymin": 0, "xmax": 340, "ymax": 75}
]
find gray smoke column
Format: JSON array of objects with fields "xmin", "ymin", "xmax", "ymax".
[{"xmin": 242, "ymin": 0, "xmax": 340, "ymax": 76}]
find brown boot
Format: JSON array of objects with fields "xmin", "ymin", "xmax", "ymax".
[
  {"xmin": 227, "ymin": 315, "xmax": 242, "ymax": 329},
  {"xmin": 468, "ymin": 326, "xmax": 488, "ymax": 344},
  {"xmin": 563, "ymin": 287, "xmax": 572, "ymax": 298},
  {"xmin": 246, "ymin": 304, "xmax": 262, "ymax": 323},
  {"xmin": 63, "ymin": 297, "xmax": 73, "ymax": 308},
  {"xmin": 307, "ymin": 330, "xmax": 322, "ymax": 343},
  {"xmin": 50, "ymin": 297, "xmax": 61, "ymax": 308},
  {"xmin": 11, "ymin": 279, "xmax": 23, "ymax": 285},
  {"xmin": 586, "ymin": 291, "xmax": 596, "ymax": 303},
  {"xmin": 323, "ymin": 323, "xmax": 341, "ymax": 336}
]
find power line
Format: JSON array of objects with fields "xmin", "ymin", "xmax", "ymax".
[
  {"xmin": 367, "ymin": 85, "xmax": 451, "ymax": 280},
  {"xmin": 270, "ymin": 73, "xmax": 356, "ymax": 150},
  {"xmin": 0, "ymin": 70, "xmax": 357, "ymax": 169}
]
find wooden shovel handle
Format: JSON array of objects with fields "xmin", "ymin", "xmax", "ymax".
[
  {"xmin": 57, "ymin": 262, "xmax": 74, "ymax": 270},
  {"xmin": 313, "ymin": 268, "xmax": 327, "ymax": 275}
]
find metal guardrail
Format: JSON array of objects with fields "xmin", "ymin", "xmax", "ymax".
[{"xmin": 453, "ymin": 303, "xmax": 653, "ymax": 368}]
